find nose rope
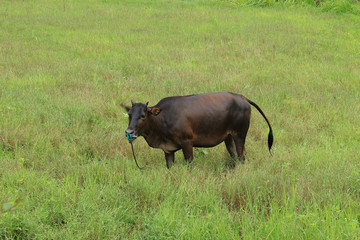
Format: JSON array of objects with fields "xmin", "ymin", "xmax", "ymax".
[
  {"xmin": 126, "ymin": 132, "xmax": 133, "ymax": 143},
  {"xmin": 126, "ymin": 132, "xmax": 145, "ymax": 170}
]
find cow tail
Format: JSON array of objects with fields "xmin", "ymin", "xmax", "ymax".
[{"xmin": 246, "ymin": 99, "xmax": 273, "ymax": 154}]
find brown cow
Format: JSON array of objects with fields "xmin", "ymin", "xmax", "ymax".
[{"xmin": 121, "ymin": 92, "xmax": 273, "ymax": 168}]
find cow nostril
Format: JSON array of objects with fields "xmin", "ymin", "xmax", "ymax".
[{"xmin": 125, "ymin": 129, "xmax": 134, "ymax": 135}]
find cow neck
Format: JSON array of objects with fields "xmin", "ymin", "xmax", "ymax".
[{"xmin": 141, "ymin": 115, "xmax": 163, "ymax": 148}]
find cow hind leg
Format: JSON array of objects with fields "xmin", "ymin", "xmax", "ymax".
[
  {"xmin": 164, "ymin": 152, "xmax": 175, "ymax": 169},
  {"xmin": 233, "ymin": 136, "xmax": 246, "ymax": 164},
  {"xmin": 225, "ymin": 135, "xmax": 237, "ymax": 158},
  {"xmin": 234, "ymin": 120, "xmax": 250, "ymax": 164},
  {"xmin": 225, "ymin": 135, "xmax": 237, "ymax": 168},
  {"xmin": 181, "ymin": 140, "xmax": 194, "ymax": 169}
]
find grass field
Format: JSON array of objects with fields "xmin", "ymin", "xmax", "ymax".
[{"xmin": 1, "ymin": 0, "xmax": 360, "ymax": 239}]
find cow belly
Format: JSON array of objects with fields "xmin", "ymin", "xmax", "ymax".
[
  {"xmin": 192, "ymin": 133, "xmax": 229, "ymax": 148},
  {"xmin": 159, "ymin": 142, "xmax": 180, "ymax": 153}
]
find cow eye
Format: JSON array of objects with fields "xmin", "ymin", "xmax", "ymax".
[{"xmin": 140, "ymin": 114, "xmax": 145, "ymax": 119}]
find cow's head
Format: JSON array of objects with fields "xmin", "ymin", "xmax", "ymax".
[{"xmin": 121, "ymin": 100, "xmax": 161, "ymax": 141}]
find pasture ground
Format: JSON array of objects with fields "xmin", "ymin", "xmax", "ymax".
[{"xmin": 0, "ymin": 0, "xmax": 359, "ymax": 239}]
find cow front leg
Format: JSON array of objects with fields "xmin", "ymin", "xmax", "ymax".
[
  {"xmin": 181, "ymin": 140, "xmax": 193, "ymax": 168},
  {"xmin": 164, "ymin": 152, "xmax": 175, "ymax": 169}
]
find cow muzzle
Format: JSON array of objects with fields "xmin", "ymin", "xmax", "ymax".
[{"xmin": 125, "ymin": 129, "xmax": 137, "ymax": 143}]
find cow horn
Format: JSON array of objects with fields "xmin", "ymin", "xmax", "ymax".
[{"xmin": 131, "ymin": 99, "xmax": 135, "ymax": 106}]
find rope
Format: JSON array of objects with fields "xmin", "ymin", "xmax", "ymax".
[
  {"xmin": 126, "ymin": 132, "xmax": 145, "ymax": 170},
  {"xmin": 130, "ymin": 141, "xmax": 144, "ymax": 170}
]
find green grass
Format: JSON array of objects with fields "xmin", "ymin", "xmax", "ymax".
[
  {"xmin": 224, "ymin": 0, "xmax": 360, "ymax": 14},
  {"xmin": 1, "ymin": 0, "xmax": 360, "ymax": 239}
]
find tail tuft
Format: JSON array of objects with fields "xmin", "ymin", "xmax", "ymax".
[{"xmin": 268, "ymin": 128, "xmax": 273, "ymax": 155}]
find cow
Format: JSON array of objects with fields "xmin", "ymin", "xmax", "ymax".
[{"xmin": 121, "ymin": 92, "xmax": 273, "ymax": 169}]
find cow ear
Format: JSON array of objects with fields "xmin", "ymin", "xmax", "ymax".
[
  {"xmin": 148, "ymin": 107, "xmax": 161, "ymax": 116},
  {"xmin": 121, "ymin": 104, "xmax": 131, "ymax": 112}
]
